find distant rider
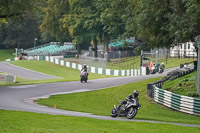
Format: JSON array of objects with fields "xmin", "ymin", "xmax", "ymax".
[
  {"xmin": 81, "ymin": 64, "xmax": 88, "ymax": 72},
  {"xmin": 160, "ymin": 62, "xmax": 165, "ymax": 69},
  {"xmin": 159, "ymin": 62, "xmax": 165, "ymax": 73},
  {"xmin": 81, "ymin": 64, "xmax": 89, "ymax": 76}
]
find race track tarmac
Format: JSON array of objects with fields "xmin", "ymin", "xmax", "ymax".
[
  {"xmin": 0, "ymin": 62, "xmax": 61, "ymax": 80},
  {"xmin": 0, "ymin": 66, "xmax": 199, "ymax": 128}
]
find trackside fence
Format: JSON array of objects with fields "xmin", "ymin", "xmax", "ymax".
[
  {"xmin": 43, "ymin": 56, "xmax": 146, "ymax": 76},
  {"xmin": 13, "ymin": 56, "xmax": 146, "ymax": 76},
  {"xmin": 5, "ymin": 56, "xmax": 146, "ymax": 76},
  {"xmin": 147, "ymin": 67, "xmax": 200, "ymax": 116}
]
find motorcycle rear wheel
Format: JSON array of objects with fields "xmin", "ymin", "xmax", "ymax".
[
  {"xmin": 111, "ymin": 108, "xmax": 117, "ymax": 118},
  {"xmin": 127, "ymin": 107, "xmax": 137, "ymax": 119}
]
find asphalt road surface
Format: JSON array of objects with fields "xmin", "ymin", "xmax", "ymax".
[
  {"xmin": 0, "ymin": 62, "xmax": 61, "ymax": 80},
  {"xmin": 0, "ymin": 66, "xmax": 199, "ymax": 128}
]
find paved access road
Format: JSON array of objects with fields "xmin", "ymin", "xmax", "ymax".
[
  {"xmin": 0, "ymin": 62, "xmax": 61, "ymax": 80},
  {"xmin": 0, "ymin": 66, "xmax": 199, "ymax": 128}
]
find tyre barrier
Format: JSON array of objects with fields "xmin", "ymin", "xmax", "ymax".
[{"xmin": 147, "ymin": 67, "xmax": 200, "ymax": 116}]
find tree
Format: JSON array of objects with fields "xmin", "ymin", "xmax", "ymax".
[
  {"xmin": 95, "ymin": 0, "xmax": 127, "ymax": 52},
  {"xmin": 59, "ymin": 0, "xmax": 104, "ymax": 56},
  {"xmin": 40, "ymin": 0, "xmax": 71, "ymax": 42},
  {"xmin": 125, "ymin": 0, "xmax": 200, "ymax": 48},
  {"xmin": 38, "ymin": 0, "xmax": 200, "ymax": 54},
  {"xmin": 0, "ymin": 0, "xmax": 44, "ymax": 49},
  {"xmin": 0, "ymin": 13, "xmax": 41, "ymax": 49},
  {"xmin": 168, "ymin": 0, "xmax": 200, "ymax": 42},
  {"xmin": 0, "ymin": 0, "xmax": 43, "ymax": 20}
]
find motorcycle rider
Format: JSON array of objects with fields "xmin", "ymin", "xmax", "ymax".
[
  {"xmin": 119, "ymin": 90, "xmax": 140, "ymax": 108},
  {"xmin": 81, "ymin": 64, "xmax": 88, "ymax": 72},
  {"xmin": 159, "ymin": 62, "xmax": 165, "ymax": 74},
  {"xmin": 150, "ymin": 63, "xmax": 156, "ymax": 74},
  {"xmin": 81, "ymin": 64, "xmax": 89, "ymax": 76},
  {"xmin": 160, "ymin": 62, "xmax": 165, "ymax": 69}
]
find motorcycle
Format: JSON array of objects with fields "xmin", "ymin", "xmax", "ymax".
[
  {"xmin": 159, "ymin": 67, "xmax": 164, "ymax": 74},
  {"xmin": 110, "ymin": 95, "xmax": 141, "ymax": 119},
  {"xmin": 150, "ymin": 66, "xmax": 156, "ymax": 74},
  {"xmin": 159, "ymin": 65, "xmax": 165, "ymax": 74},
  {"xmin": 80, "ymin": 70, "xmax": 88, "ymax": 83}
]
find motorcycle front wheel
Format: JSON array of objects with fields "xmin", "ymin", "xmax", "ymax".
[
  {"xmin": 110, "ymin": 108, "xmax": 117, "ymax": 118},
  {"xmin": 127, "ymin": 107, "xmax": 137, "ymax": 119}
]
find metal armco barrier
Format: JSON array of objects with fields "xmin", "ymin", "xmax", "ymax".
[
  {"xmin": 154, "ymin": 86, "xmax": 200, "ymax": 116},
  {"xmin": 0, "ymin": 74, "xmax": 16, "ymax": 83},
  {"xmin": 147, "ymin": 67, "xmax": 200, "ymax": 116}
]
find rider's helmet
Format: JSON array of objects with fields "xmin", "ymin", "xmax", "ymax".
[
  {"xmin": 83, "ymin": 64, "xmax": 87, "ymax": 68},
  {"xmin": 133, "ymin": 90, "xmax": 139, "ymax": 97},
  {"xmin": 161, "ymin": 62, "xmax": 164, "ymax": 65}
]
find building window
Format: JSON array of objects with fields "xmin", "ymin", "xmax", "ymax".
[
  {"xmin": 181, "ymin": 45, "xmax": 182, "ymax": 49},
  {"xmin": 188, "ymin": 44, "xmax": 190, "ymax": 49}
]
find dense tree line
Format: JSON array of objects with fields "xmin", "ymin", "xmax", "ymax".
[{"xmin": 0, "ymin": 0, "xmax": 200, "ymax": 55}]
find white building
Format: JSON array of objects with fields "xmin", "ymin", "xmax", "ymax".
[{"xmin": 170, "ymin": 42, "xmax": 197, "ymax": 58}]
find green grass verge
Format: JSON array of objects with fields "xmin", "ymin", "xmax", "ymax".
[
  {"xmin": 9, "ymin": 60, "xmax": 113, "ymax": 85},
  {"xmin": 0, "ymin": 110, "xmax": 200, "ymax": 133},
  {"xmin": 0, "ymin": 49, "xmax": 14, "ymax": 62},
  {"xmin": 36, "ymin": 77, "xmax": 200, "ymax": 125},
  {"xmin": 0, "ymin": 81, "xmax": 14, "ymax": 86},
  {"xmin": 162, "ymin": 71, "xmax": 199, "ymax": 98}
]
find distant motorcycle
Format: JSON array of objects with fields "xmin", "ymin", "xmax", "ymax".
[
  {"xmin": 159, "ymin": 64, "xmax": 165, "ymax": 74},
  {"xmin": 150, "ymin": 66, "xmax": 156, "ymax": 74},
  {"xmin": 80, "ymin": 70, "xmax": 88, "ymax": 83},
  {"xmin": 159, "ymin": 67, "xmax": 164, "ymax": 74},
  {"xmin": 111, "ymin": 95, "xmax": 141, "ymax": 119}
]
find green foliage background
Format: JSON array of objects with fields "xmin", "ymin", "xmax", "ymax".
[{"xmin": 0, "ymin": 0, "xmax": 200, "ymax": 50}]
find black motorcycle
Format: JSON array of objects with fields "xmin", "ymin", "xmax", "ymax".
[
  {"xmin": 159, "ymin": 67, "xmax": 164, "ymax": 74},
  {"xmin": 80, "ymin": 70, "xmax": 88, "ymax": 83},
  {"xmin": 111, "ymin": 95, "xmax": 141, "ymax": 119}
]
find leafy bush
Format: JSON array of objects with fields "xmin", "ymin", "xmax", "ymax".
[{"xmin": 187, "ymin": 93, "xmax": 199, "ymax": 98}]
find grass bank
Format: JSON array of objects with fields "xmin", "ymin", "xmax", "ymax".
[
  {"xmin": 36, "ymin": 77, "xmax": 200, "ymax": 125},
  {"xmin": 162, "ymin": 71, "xmax": 199, "ymax": 98},
  {"xmin": 0, "ymin": 49, "xmax": 14, "ymax": 62},
  {"xmin": 0, "ymin": 110, "xmax": 199, "ymax": 133},
  {"xmin": 9, "ymin": 60, "xmax": 113, "ymax": 85}
]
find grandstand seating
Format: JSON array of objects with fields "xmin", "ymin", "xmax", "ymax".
[
  {"xmin": 24, "ymin": 43, "xmax": 76, "ymax": 56},
  {"xmin": 108, "ymin": 39, "xmax": 135, "ymax": 49}
]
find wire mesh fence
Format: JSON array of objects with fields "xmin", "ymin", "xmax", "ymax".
[
  {"xmin": 78, "ymin": 55, "xmax": 107, "ymax": 69},
  {"xmin": 108, "ymin": 56, "xmax": 140, "ymax": 70}
]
